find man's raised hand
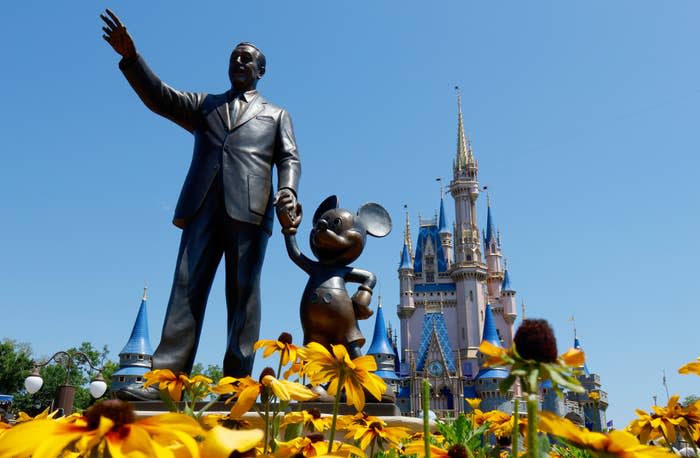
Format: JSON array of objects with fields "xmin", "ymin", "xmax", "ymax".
[{"xmin": 101, "ymin": 9, "xmax": 136, "ymax": 59}]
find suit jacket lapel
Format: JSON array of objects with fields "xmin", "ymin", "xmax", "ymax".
[
  {"xmin": 233, "ymin": 93, "xmax": 264, "ymax": 130},
  {"xmin": 215, "ymin": 98, "xmax": 232, "ymax": 131}
]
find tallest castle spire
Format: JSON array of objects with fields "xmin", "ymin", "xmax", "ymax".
[{"xmin": 453, "ymin": 87, "xmax": 477, "ymax": 178}]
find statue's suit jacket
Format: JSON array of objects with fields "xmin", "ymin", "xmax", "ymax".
[{"xmin": 119, "ymin": 55, "xmax": 300, "ymax": 233}]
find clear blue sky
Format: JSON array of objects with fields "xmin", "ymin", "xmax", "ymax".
[{"xmin": 1, "ymin": 1, "xmax": 698, "ymax": 426}]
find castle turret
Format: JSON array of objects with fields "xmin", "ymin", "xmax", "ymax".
[
  {"xmin": 111, "ymin": 287, "xmax": 153, "ymax": 393},
  {"xmin": 367, "ymin": 300, "xmax": 400, "ymax": 383},
  {"xmin": 398, "ymin": 207, "xmax": 416, "ymax": 367},
  {"xmin": 438, "ymin": 195, "xmax": 453, "ymax": 268},
  {"xmin": 474, "ymin": 303, "xmax": 512, "ymax": 412},
  {"xmin": 449, "ymin": 87, "xmax": 488, "ymax": 375},
  {"xmin": 484, "ymin": 200, "xmax": 504, "ymax": 298},
  {"xmin": 565, "ymin": 335, "xmax": 609, "ymax": 431}
]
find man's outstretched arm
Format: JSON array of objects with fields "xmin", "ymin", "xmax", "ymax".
[{"xmin": 100, "ymin": 9, "xmax": 203, "ymax": 132}]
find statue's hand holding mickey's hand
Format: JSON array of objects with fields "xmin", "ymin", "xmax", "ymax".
[
  {"xmin": 352, "ymin": 286, "xmax": 374, "ymax": 320},
  {"xmin": 101, "ymin": 9, "xmax": 136, "ymax": 59},
  {"xmin": 274, "ymin": 189, "xmax": 302, "ymax": 234}
]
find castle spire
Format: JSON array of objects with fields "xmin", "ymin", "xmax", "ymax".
[
  {"xmin": 367, "ymin": 298, "xmax": 400, "ymax": 380},
  {"xmin": 454, "ymin": 86, "xmax": 469, "ymax": 172},
  {"xmin": 403, "ymin": 205, "xmax": 413, "ymax": 260}
]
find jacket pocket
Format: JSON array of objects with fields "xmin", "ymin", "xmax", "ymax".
[{"xmin": 248, "ymin": 174, "xmax": 272, "ymax": 216}]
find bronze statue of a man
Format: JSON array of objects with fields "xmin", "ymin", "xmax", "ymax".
[{"xmin": 101, "ymin": 9, "xmax": 300, "ymax": 400}]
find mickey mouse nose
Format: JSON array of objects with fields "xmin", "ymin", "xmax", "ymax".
[{"xmin": 317, "ymin": 218, "xmax": 329, "ymax": 230}]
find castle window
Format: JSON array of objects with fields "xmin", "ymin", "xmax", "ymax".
[
  {"xmin": 138, "ymin": 355, "xmax": 144, "ymax": 360},
  {"xmin": 467, "ymin": 255, "xmax": 472, "ymax": 261},
  {"xmin": 469, "ymin": 291, "xmax": 473, "ymax": 301},
  {"xmin": 136, "ymin": 377, "xmax": 142, "ymax": 382},
  {"xmin": 118, "ymin": 376, "xmax": 125, "ymax": 382},
  {"xmin": 426, "ymin": 272, "xmax": 435, "ymax": 282}
]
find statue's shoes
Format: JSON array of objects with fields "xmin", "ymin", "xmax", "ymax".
[{"xmin": 115, "ymin": 385, "xmax": 161, "ymax": 401}]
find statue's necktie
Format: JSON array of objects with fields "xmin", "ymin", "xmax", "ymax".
[{"xmin": 229, "ymin": 96, "xmax": 244, "ymax": 128}]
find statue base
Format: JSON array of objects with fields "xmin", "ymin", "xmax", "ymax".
[{"xmin": 128, "ymin": 400, "xmax": 400, "ymax": 417}]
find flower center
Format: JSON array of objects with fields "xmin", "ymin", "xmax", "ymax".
[
  {"xmin": 85, "ymin": 400, "xmax": 135, "ymax": 431},
  {"xmin": 278, "ymin": 332, "xmax": 293, "ymax": 345},
  {"xmin": 259, "ymin": 367, "xmax": 276, "ymax": 383},
  {"xmin": 514, "ymin": 318, "xmax": 558, "ymax": 363},
  {"xmin": 306, "ymin": 432, "xmax": 325, "ymax": 443},
  {"xmin": 307, "ymin": 408, "xmax": 321, "ymax": 419}
]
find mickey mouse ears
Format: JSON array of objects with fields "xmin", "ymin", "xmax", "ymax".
[{"xmin": 358, "ymin": 203, "xmax": 392, "ymax": 238}]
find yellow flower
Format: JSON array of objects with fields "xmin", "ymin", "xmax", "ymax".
[
  {"xmin": 229, "ymin": 371, "xmax": 317, "ymax": 418},
  {"xmin": 200, "ymin": 426, "xmax": 262, "ymax": 458},
  {"xmin": 254, "ymin": 332, "xmax": 299, "ymax": 367},
  {"xmin": 627, "ymin": 395, "xmax": 698, "ymax": 444},
  {"xmin": 143, "ymin": 368, "xmax": 191, "ymax": 402},
  {"xmin": 466, "ymin": 397, "xmax": 482, "ymax": 411},
  {"xmin": 299, "ymin": 342, "xmax": 386, "ymax": 412},
  {"xmin": 343, "ymin": 418, "xmax": 411, "ymax": 451},
  {"xmin": 481, "ymin": 410, "xmax": 514, "ymax": 438},
  {"xmin": 479, "ymin": 340, "xmax": 512, "ymax": 367},
  {"xmin": 0, "ymin": 399, "xmax": 202, "ymax": 458},
  {"xmin": 337, "ymin": 412, "xmax": 384, "ymax": 429},
  {"xmin": 540, "ymin": 411, "xmax": 675, "ymax": 458},
  {"xmin": 209, "ymin": 375, "xmax": 255, "ymax": 400},
  {"xmin": 560, "ymin": 348, "xmax": 585, "ymax": 367},
  {"xmin": 15, "ymin": 406, "xmax": 58, "ymax": 423},
  {"xmin": 199, "ymin": 412, "xmax": 266, "ymax": 431},
  {"xmin": 274, "ymin": 433, "xmax": 366, "ymax": 457},
  {"xmin": 679, "ymin": 357, "xmax": 700, "ymax": 377},
  {"xmin": 589, "ymin": 391, "xmax": 601, "ymax": 402},
  {"xmin": 281, "ymin": 409, "xmax": 332, "ymax": 432}
]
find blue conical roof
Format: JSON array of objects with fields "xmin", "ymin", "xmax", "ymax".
[
  {"xmin": 476, "ymin": 303, "xmax": 509, "ymax": 380},
  {"xmin": 120, "ymin": 294, "xmax": 153, "ymax": 356},
  {"xmin": 574, "ymin": 337, "xmax": 591, "ymax": 375},
  {"xmin": 438, "ymin": 197, "xmax": 450, "ymax": 234},
  {"xmin": 502, "ymin": 269, "xmax": 513, "ymax": 291},
  {"xmin": 399, "ymin": 243, "xmax": 412, "ymax": 270},
  {"xmin": 482, "ymin": 303, "xmax": 501, "ymax": 347},
  {"xmin": 367, "ymin": 304, "xmax": 395, "ymax": 356},
  {"xmin": 484, "ymin": 204, "xmax": 496, "ymax": 248}
]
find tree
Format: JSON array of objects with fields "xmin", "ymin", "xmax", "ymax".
[
  {"xmin": 682, "ymin": 395, "xmax": 699, "ymax": 407},
  {"xmin": 190, "ymin": 363, "xmax": 223, "ymax": 384},
  {"xmin": 0, "ymin": 339, "xmax": 34, "ymax": 395}
]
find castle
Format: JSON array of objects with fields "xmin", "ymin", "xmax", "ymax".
[{"xmin": 364, "ymin": 90, "xmax": 609, "ymax": 429}]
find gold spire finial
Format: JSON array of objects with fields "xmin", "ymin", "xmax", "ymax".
[
  {"xmin": 403, "ymin": 204, "xmax": 413, "ymax": 259},
  {"xmin": 455, "ymin": 86, "xmax": 469, "ymax": 171},
  {"xmin": 142, "ymin": 284, "xmax": 148, "ymax": 301}
]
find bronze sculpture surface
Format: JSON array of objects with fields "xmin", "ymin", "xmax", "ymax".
[
  {"xmin": 101, "ymin": 9, "xmax": 300, "ymax": 400},
  {"xmin": 276, "ymin": 195, "xmax": 391, "ymax": 358}
]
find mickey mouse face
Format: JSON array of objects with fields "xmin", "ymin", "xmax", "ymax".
[
  {"xmin": 311, "ymin": 208, "xmax": 365, "ymax": 265},
  {"xmin": 309, "ymin": 195, "xmax": 392, "ymax": 266}
]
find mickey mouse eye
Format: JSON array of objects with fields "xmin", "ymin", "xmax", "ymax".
[{"xmin": 333, "ymin": 218, "xmax": 342, "ymax": 227}]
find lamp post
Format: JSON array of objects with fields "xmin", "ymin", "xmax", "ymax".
[{"xmin": 24, "ymin": 350, "xmax": 108, "ymax": 416}]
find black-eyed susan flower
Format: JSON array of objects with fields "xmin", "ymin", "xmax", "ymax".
[
  {"xmin": 540, "ymin": 411, "xmax": 675, "ymax": 458},
  {"xmin": 280, "ymin": 408, "xmax": 331, "ymax": 432},
  {"xmin": 274, "ymin": 432, "xmax": 366, "ymax": 457},
  {"xmin": 254, "ymin": 332, "xmax": 299, "ymax": 368},
  {"xmin": 298, "ymin": 342, "xmax": 386, "ymax": 412},
  {"xmin": 0, "ymin": 399, "xmax": 202, "ymax": 458},
  {"xmin": 343, "ymin": 418, "xmax": 410, "ymax": 453},
  {"xmin": 143, "ymin": 368, "xmax": 191, "ymax": 402},
  {"xmin": 627, "ymin": 395, "xmax": 700, "ymax": 445},
  {"xmin": 228, "ymin": 368, "xmax": 317, "ymax": 419}
]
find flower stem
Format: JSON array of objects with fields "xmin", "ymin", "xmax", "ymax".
[
  {"xmin": 263, "ymin": 395, "xmax": 271, "ymax": 453},
  {"xmin": 512, "ymin": 397, "xmax": 520, "ymax": 458},
  {"xmin": 526, "ymin": 393, "xmax": 538, "ymax": 458},
  {"xmin": 423, "ymin": 379, "xmax": 431, "ymax": 458},
  {"xmin": 327, "ymin": 372, "xmax": 346, "ymax": 454}
]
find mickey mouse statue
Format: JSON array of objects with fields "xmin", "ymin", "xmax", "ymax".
[{"xmin": 275, "ymin": 195, "xmax": 391, "ymax": 359}]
